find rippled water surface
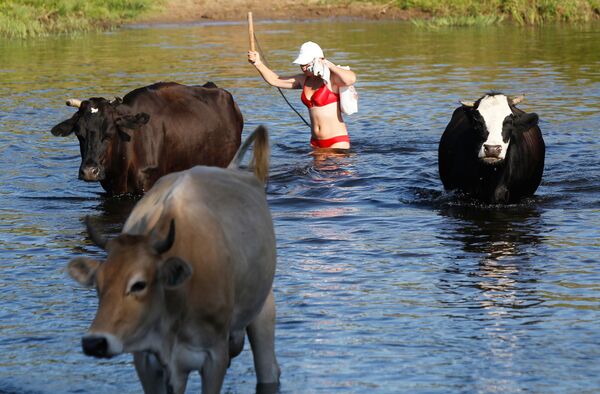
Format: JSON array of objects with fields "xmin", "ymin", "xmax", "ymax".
[{"xmin": 1, "ymin": 20, "xmax": 599, "ymax": 393}]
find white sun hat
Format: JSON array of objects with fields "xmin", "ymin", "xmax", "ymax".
[{"xmin": 292, "ymin": 41, "xmax": 324, "ymax": 65}]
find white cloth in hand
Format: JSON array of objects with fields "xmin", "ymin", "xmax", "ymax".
[{"xmin": 310, "ymin": 58, "xmax": 330, "ymax": 83}]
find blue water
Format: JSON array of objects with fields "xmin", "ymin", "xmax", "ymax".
[{"xmin": 0, "ymin": 20, "xmax": 599, "ymax": 393}]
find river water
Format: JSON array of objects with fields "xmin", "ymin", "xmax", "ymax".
[{"xmin": 0, "ymin": 20, "xmax": 599, "ymax": 393}]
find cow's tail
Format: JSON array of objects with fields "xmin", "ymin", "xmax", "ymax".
[{"xmin": 227, "ymin": 125, "xmax": 269, "ymax": 184}]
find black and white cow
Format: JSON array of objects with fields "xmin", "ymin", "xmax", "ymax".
[{"xmin": 438, "ymin": 93, "xmax": 545, "ymax": 204}]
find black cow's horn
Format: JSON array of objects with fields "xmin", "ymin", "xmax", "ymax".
[
  {"xmin": 66, "ymin": 99, "xmax": 82, "ymax": 108},
  {"xmin": 153, "ymin": 219, "xmax": 176, "ymax": 255},
  {"xmin": 459, "ymin": 100, "xmax": 475, "ymax": 107},
  {"xmin": 510, "ymin": 95, "xmax": 525, "ymax": 105},
  {"xmin": 85, "ymin": 216, "xmax": 107, "ymax": 249}
]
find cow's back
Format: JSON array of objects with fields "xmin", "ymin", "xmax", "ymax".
[
  {"xmin": 123, "ymin": 165, "xmax": 275, "ymax": 330},
  {"xmin": 120, "ymin": 82, "xmax": 243, "ymax": 192}
]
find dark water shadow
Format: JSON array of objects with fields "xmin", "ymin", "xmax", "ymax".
[
  {"xmin": 435, "ymin": 201, "xmax": 548, "ymax": 311},
  {"xmin": 66, "ymin": 194, "xmax": 140, "ymax": 256},
  {"xmin": 439, "ymin": 202, "xmax": 545, "ymax": 259},
  {"xmin": 0, "ymin": 381, "xmax": 42, "ymax": 394}
]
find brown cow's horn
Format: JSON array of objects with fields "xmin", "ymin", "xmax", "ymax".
[
  {"xmin": 66, "ymin": 99, "xmax": 82, "ymax": 108},
  {"xmin": 153, "ymin": 219, "xmax": 176, "ymax": 255},
  {"xmin": 85, "ymin": 216, "xmax": 107, "ymax": 249},
  {"xmin": 510, "ymin": 95, "xmax": 525, "ymax": 105},
  {"xmin": 459, "ymin": 100, "xmax": 475, "ymax": 107}
]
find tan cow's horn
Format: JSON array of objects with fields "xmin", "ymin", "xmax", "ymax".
[
  {"xmin": 459, "ymin": 100, "xmax": 475, "ymax": 107},
  {"xmin": 85, "ymin": 216, "xmax": 107, "ymax": 250},
  {"xmin": 510, "ymin": 95, "xmax": 525, "ymax": 105},
  {"xmin": 153, "ymin": 219, "xmax": 176, "ymax": 255},
  {"xmin": 66, "ymin": 98, "xmax": 82, "ymax": 108}
]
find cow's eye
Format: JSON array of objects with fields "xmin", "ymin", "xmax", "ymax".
[{"xmin": 130, "ymin": 281, "xmax": 147, "ymax": 293}]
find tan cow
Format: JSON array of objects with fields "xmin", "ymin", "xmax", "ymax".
[{"xmin": 68, "ymin": 126, "xmax": 279, "ymax": 394}]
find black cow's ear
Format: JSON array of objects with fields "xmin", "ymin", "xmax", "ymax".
[
  {"xmin": 518, "ymin": 112, "xmax": 539, "ymax": 127},
  {"xmin": 159, "ymin": 257, "xmax": 193, "ymax": 289},
  {"xmin": 51, "ymin": 116, "xmax": 78, "ymax": 136},
  {"xmin": 117, "ymin": 129, "xmax": 131, "ymax": 142},
  {"xmin": 115, "ymin": 113, "xmax": 150, "ymax": 130},
  {"xmin": 513, "ymin": 112, "xmax": 539, "ymax": 133}
]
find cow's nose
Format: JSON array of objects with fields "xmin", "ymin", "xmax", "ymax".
[
  {"xmin": 82, "ymin": 335, "xmax": 109, "ymax": 358},
  {"xmin": 484, "ymin": 144, "xmax": 502, "ymax": 158},
  {"xmin": 79, "ymin": 166, "xmax": 101, "ymax": 181}
]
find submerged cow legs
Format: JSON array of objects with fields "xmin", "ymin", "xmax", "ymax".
[{"xmin": 247, "ymin": 289, "xmax": 280, "ymax": 385}]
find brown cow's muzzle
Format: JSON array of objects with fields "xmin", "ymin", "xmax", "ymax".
[
  {"xmin": 82, "ymin": 335, "xmax": 110, "ymax": 358},
  {"xmin": 79, "ymin": 165, "xmax": 104, "ymax": 182},
  {"xmin": 82, "ymin": 333, "xmax": 123, "ymax": 358}
]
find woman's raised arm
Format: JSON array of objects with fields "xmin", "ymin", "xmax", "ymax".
[
  {"xmin": 323, "ymin": 59, "xmax": 357, "ymax": 86},
  {"xmin": 248, "ymin": 51, "xmax": 304, "ymax": 89}
]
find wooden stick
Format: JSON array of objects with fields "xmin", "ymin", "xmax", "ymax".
[{"xmin": 248, "ymin": 12, "xmax": 255, "ymax": 52}]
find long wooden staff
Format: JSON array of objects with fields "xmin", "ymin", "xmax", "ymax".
[
  {"xmin": 248, "ymin": 12, "xmax": 255, "ymax": 52},
  {"xmin": 247, "ymin": 12, "xmax": 310, "ymax": 128}
]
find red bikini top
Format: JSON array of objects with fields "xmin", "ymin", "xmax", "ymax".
[{"xmin": 301, "ymin": 82, "xmax": 339, "ymax": 108}]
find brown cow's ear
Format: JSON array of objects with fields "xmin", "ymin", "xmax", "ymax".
[
  {"xmin": 51, "ymin": 116, "xmax": 78, "ymax": 136},
  {"xmin": 159, "ymin": 257, "xmax": 193, "ymax": 289},
  {"xmin": 115, "ymin": 113, "xmax": 150, "ymax": 130},
  {"xmin": 68, "ymin": 257, "xmax": 101, "ymax": 288}
]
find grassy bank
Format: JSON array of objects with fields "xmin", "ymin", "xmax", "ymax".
[
  {"xmin": 1, "ymin": 0, "xmax": 599, "ymax": 39},
  {"xmin": 391, "ymin": 0, "xmax": 600, "ymax": 26},
  {"xmin": 0, "ymin": 0, "xmax": 161, "ymax": 39}
]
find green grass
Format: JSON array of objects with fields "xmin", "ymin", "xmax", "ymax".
[
  {"xmin": 0, "ymin": 0, "xmax": 161, "ymax": 39},
  {"xmin": 395, "ymin": 0, "xmax": 600, "ymax": 25},
  {"xmin": 2, "ymin": 0, "xmax": 599, "ymax": 39},
  {"xmin": 411, "ymin": 15, "xmax": 505, "ymax": 28}
]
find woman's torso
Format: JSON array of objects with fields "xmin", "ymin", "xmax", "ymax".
[{"xmin": 301, "ymin": 76, "xmax": 349, "ymax": 148}]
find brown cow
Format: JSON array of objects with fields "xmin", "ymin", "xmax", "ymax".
[
  {"xmin": 68, "ymin": 126, "xmax": 279, "ymax": 393},
  {"xmin": 51, "ymin": 82, "xmax": 243, "ymax": 195}
]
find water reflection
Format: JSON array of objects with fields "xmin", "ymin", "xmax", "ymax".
[
  {"xmin": 437, "ymin": 203, "xmax": 546, "ymax": 309},
  {"xmin": 309, "ymin": 149, "xmax": 355, "ymax": 176},
  {"xmin": 440, "ymin": 203, "xmax": 544, "ymax": 262},
  {"xmin": 433, "ymin": 204, "xmax": 549, "ymax": 393}
]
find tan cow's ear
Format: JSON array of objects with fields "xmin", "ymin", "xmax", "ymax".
[
  {"xmin": 68, "ymin": 257, "xmax": 101, "ymax": 288},
  {"xmin": 159, "ymin": 257, "xmax": 193, "ymax": 289}
]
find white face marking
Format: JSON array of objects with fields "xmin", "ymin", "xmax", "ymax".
[
  {"xmin": 476, "ymin": 95, "xmax": 512, "ymax": 160},
  {"xmin": 91, "ymin": 107, "xmax": 99, "ymax": 114}
]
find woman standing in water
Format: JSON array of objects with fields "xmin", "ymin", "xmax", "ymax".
[{"xmin": 248, "ymin": 41, "xmax": 356, "ymax": 150}]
